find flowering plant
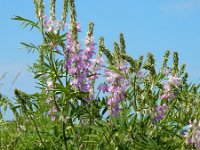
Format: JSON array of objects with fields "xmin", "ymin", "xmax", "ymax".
[{"xmin": 0, "ymin": 0, "xmax": 200, "ymax": 149}]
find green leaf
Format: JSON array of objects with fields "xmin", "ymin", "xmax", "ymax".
[
  {"xmin": 20, "ymin": 42, "xmax": 39, "ymax": 53},
  {"xmin": 12, "ymin": 16, "xmax": 40, "ymax": 30},
  {"xmin": 82, "ymin": 140, "xmax": 97, "ymax": 143}
]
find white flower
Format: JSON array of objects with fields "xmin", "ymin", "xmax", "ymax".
[{"xmin": 47, "ymin": 80, "xmax": 54, "ymax": 89}]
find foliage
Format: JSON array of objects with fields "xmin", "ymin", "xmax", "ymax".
[{"xmin": 1, "ymin": 0, "xmax": 200, "ymax": 149}]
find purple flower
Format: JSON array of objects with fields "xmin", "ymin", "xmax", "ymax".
[
  {"xmin": 169, "ymin": 74, "xmax": 181, "ymax": 87},
  {"xmin": 161, "ymin": 91, "xmax": 175, "ymax": 100},
  {"xmin": 102, "ymin": 63, "xmax": 129, "ymax": 117},
  {"xmin": 137, "ymin": 69, "xmax": 145, "ymax": 78},
  {"xmin": 119, "ymin": 61, "xmax": 128, "ymax": 72},
  {"xmin": 48, "ymin": 106, "xmax": 58, "ymax": 122},
  {"xmin": 111, "ymin": 105, "xmax": 119, "ymax": 117},
  {"xmin": 153, "ymin": 104, "xmax": 167, "ymax": 122},
  {"xmin": 107, "ymin": 97, "xmax": 118, "ymax": 106},
  {"xmin": 92, "ymin": 56, "xmax": 104, "ymax": 71},
  {"xmin": 105, "ymin": 70, "xmax": 120, "ymax": 83},
  {"xmin": 76, "ymin": 22, "xmax": 81, "ymax": 32},
  {"xmin": 98, "ymin": 83, "xmax": 108, "ymax": 93},
  {"xmin": 79, "ymin": 83, "xmax": 90, "ymax": 93},
  {"xmin": 43, "ymin": 16, "xmax": 60, "ymax": 34},
  {"xmin": 160, "ymin": 80, "xmax": 175, "ymax": 100},
  {"xmin": 184, "ymin": 120, "xmax": 200, "ymax": 148},
  {"xmin": 68, "ymin": 67, "xmax": 77, "ymax": 74},
  {"xmin": 164, "ymin": 68, "xmax": 171, "ymax": 76},
  {"xmin": 51, "ymin": 115, "xmax": 56, "ymax": 121},
  {"xmin": 163, "ymin": 83, "xmax": 171, "ymax": 92},
  {"xmin": 45, "ymin": 98, "xmax": 52, "ymax": 104}
]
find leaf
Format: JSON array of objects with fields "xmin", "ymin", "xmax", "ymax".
[
  {"xmin": 20, "ymin": 42, "xmax": 39, "ymax": 53},
  {"xmin": 12, "ymin": 16, "xmax": 40, "ymax": 30},
  {"xmin": 82, "ymin": 141, "xmax": 97, "ymax": 143},
  {"xmin": 84, "ymin": 134, "xmax": 99, "ymax": 138},
  {"xmin": 101, "ymin": 107, "xmax": 107, "ymax": 116},
  {"xmin": 89, "ymin": 125, "xmax": 103, "ymax": 133},
  {"xmin": 106, "ymin": 65, "xmax": 124, "ymax": 76}
]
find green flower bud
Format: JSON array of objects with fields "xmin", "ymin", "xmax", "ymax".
[
  {"xmin": 137, "ymin": 55, "xmax": 144, "ymax": 69},
  {"xmin": 112, "ymin": 42, "xmax": 120, "ymax": 65},
  {"xmin": 182, "ymin": 72, "xmax": 188, "ymax": 85},
  {"xmin": 38, "ymin": 0, "xmax": 45, "ymax": 19},
  {"xmin": 161, "ymin": 50, "xmax": 170, "ymax": 72},
  {"xmin": 121, "ymin": 54, "xmax": 137, "ymax": 72},
  {"xmin": 61, "ymin": 0, "xmax": 69, "ymax": 29},
  {"xmin": 172, "ymin": 51, "xmax": 179, "ymax": 75},
  {"xmin": 98, "ymin": 37, "xmax": 104, "ymax": 56},
  {"xmin": 180, "ymin": 64, "xmax": 186, "ymax": 75},
  {"xmin": 144, "ymin": 53, "xmax": 155, "ymax": 77},
  {"xmin": 33, "ymin": 0, "xmax": 39, "ymax": 19},
  {"xmin": 119, "ymin": 33, "xmax": 126, "ymax": 55},
  {"xmin": 50, "ymin": 0, "xmax": 56, "ymax": 20},
  {"xmin": 87, "ymin": 22, "xmax": 94, "ymax": 38}
]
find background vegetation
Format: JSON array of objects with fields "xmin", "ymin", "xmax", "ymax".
[{"xmin": 0, "ymin": 0, "xmax": 200, "ymax": 149}]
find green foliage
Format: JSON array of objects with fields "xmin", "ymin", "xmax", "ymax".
[
  {"xmin": 12, "ymin": 16, "xmax": 39, "ymax": 30},
  {"xmin": 1, "ymin": 0, "xmax": 200, "ymax": 149}
]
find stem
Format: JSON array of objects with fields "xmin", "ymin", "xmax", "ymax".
[
  {"xmin": 69, "ymin": 118, "xmax": 79, "ymax": 147},
  {"xmin": 19, "ymin": 94, "xmax": 45, "ymax": 146},
  {"xmin": 49, "ymin": 51, "xmax": 64, "ymax": 86},
  {"xmin": 29, "ymin": 114, "xmax": 45, "ymax": 147},
  {"xmin": 62, "ymin": 122, "xmax": 68, "ymax": 149},
  {"xmin": 39, "ymin": 16, "xmax": 45, "ymax": 66},
  {"xmin": 133, "ymin": 75, "xmax": 137, "ymax": 111}
]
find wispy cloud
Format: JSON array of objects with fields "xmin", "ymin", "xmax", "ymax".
[{"xmin": 160, "ymin": 0, "xmax": 200, "ymax": 15}]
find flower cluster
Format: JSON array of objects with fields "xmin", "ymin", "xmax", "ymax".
[
  {"xmin": 48, "ymin": 105, "xmax": 58, "ymax": 121},
  {"xmin": 45, "ymin": 97, "xmax": 58, "ymax": 121},
  {"xmin": 184, "ymin": 120, "xmax": 200, "ymax": 148},
  {"xmin": 98, "ymin": 62, "xmax": 129, "ymax": 117},
  {"xmin": 153, "ymin": 104, "xmax": 167, "ymax": 122},
  {"xmin": 64, "ymin": 24, "xmax": 103, "ymax": 100},
  {"xmin": 161, "ymin": 70, "xmax": 181, "ymax": 100},
  {"xmin": 42, "ymin": 15, "xmax": 60, "ymax": 34}
]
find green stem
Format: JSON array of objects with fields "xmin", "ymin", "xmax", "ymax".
[
  {"xmin": 29, "ymin": 114, "xmax": 45, "ymax": 147},
  {"xmin": 133, "ymin": 75, "xmax": 137, "ymax": 111},
  {"xmin": 49, "ymin": 51, "xmax": 64, "ymax": 86},
  {"xmin": 62, "ymin": 122, "xmax": 68, "ymax": 149},
  {"xmin": 69, "ymin": 118, "xmax": 79, "ymax": 147}
]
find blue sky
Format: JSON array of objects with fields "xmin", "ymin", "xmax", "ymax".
[{"xmin": 0, "ymin": 0, "xmax": 200, "ymax": 119}]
